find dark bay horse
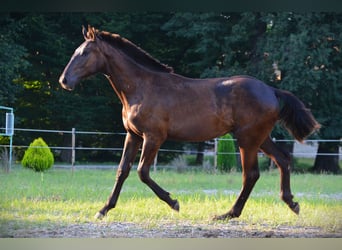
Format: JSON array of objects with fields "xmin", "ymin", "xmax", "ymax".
[{"xmin": 59, "ymin": 26, "xmax": 320, "ymax": 220}]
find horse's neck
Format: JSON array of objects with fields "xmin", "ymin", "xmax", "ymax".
[{"xmin": 102, "ymin": 46, "xmax": 153, "ymax": 106}]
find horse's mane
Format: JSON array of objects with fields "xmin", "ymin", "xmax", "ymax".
[{"xmin": 97, "ymin": 30, "xmax": 174, "ymax": 73}]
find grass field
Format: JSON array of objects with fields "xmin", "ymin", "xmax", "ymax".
[{"xmin": 0, "ymin": 165, "xmax": 341, "ymax": 237}]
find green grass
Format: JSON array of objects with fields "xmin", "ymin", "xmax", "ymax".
[{"xmin": 0, "ymin": 165, "xmax": 341, "ymax": 235}]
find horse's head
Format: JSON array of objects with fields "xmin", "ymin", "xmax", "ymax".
[{"xmin": 59, "ymin": 25, "xmax": 105, "ymax": 90}]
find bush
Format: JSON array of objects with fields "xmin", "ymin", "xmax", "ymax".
[
  {"xmin": 21, "ymin": 137, "xmax": 54, "ymax": 172},
  {"xmin": 217, "ymin": 133, "xmax": 238, "ymax": 172},
  {"xmin": 170, "ymin": 155, "xmax": 188, "ymax": 173}
]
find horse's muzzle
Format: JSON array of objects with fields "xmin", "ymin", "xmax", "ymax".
[{"xmin": 59, "ymin": 75, "xmax": 74, "ymax": 91}]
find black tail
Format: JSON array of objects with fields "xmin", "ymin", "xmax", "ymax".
[{"xmin": 274, "ymin": 89, "xmax": 321, "ymax": 142}]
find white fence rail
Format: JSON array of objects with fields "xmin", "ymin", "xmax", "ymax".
[{"xmin": 0, "ymin": 127, "xmax": 341, "ymax": 169}]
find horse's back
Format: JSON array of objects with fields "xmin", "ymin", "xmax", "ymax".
[{"xmin": 216, "ymin": 75, "xmax": 279, "ymax": 110}]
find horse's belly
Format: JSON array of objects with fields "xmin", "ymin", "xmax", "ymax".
[{"xmin": 167, "ymin": 116, "xmax": 232, "ymax": 142}]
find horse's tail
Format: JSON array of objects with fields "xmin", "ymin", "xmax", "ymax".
[{"xmin": 274, "ymin": 89, "xmax": 321, "ymax": 142}]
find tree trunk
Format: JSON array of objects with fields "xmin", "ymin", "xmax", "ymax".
[
  {"xmin": 60, "ymin": 135, "xmax": 72, "ymax": 163},
  {"xmin": 312, "ymin": 142, "xmax": 340, "ymax": 174}
]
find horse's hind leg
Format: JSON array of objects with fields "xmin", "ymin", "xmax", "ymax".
[
  {"xmin": 214, "ymin": 145, "xmax": 260, "ymax": 220},
  {"xmin": 137, "ymin": 137, "xmax": 179, "ymax": 211},
  {"xmin": 260, "ymin": 137, "xmax": 299, "ymax": 214}
]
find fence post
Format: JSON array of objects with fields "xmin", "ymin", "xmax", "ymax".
[
  {"xmin": 0, "ymin": 106, "xmax": 14, "ymax": 172},
  {"xmin": 71, "ymin": 128, "xmax": 75, "ymax": 170},
  {"xmin": 6, "ymin": 112, "xmax": 14, "ymax": 170},
  {"xmin": 153, "ymin": 152, "xmax": 158, "ymax": 172},
  {"xmin": 269, "ymin": 137, "xmax": 276, "ymax": 170},
  {"xmin": 214, "ymin": 138, "xmax": 218, "ymax": 169}
]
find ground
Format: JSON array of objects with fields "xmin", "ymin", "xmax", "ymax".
[
  {"xmin": 1, "ymin": 166, "xmax": 341, "ymax": 238},
  {"xmin": 2, "ymin": 220, "xmax": 341, "ymax": 238}
]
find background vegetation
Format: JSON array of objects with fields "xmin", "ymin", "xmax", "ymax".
[
  {"xmin": 216, "ymin": 134, "xmax": 238, "ymax": 172},
  {"xmin": 0, "ymin": 12, "xmax": 341, "ymax": 173}
]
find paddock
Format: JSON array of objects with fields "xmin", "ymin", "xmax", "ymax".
[{"xmin": 1, "ymin": 166, "xmax": 341, "ymax": 238}]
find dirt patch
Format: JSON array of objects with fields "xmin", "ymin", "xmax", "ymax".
[{"xmin": 2, "ymin": 220, "xmax": 341, "ymax": 238}]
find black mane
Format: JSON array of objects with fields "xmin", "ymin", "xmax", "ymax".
[{"xmin": 97, "ymin": 31, "xmax": 174, "ymax": 73}]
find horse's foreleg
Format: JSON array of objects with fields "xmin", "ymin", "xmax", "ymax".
[
  {"xmin": 137, "ymin": 138, "xmax": 179, "ymax": 211},
  {"xmin": 260, "ymin": 137, "xmax": 299, "ymax": 214},
  {"xmin": 95, "ymin": 133, "xmax": 142, "ymax": 220},
  {"xmin": 214, "ymin": 147, "xmax": 260, "ymax": 220}
]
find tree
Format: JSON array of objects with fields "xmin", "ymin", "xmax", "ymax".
[
  {"xmin": 21, "ymin": 137, "xmax": 54, "ymax": 172},
  {"xmin": 217, "ymin": 134, "xmax": 238, "ymax": 172},
  {"xmin": 254, "ymin": 13, "xmax": 341, "ymax": 173},
  {"xmin": 0, "ymin": 14, "xmax": 30, "ymax": 107},
  {"xmin": 162, "ymin": 12, "xmax": 239, "ymax": 77}
]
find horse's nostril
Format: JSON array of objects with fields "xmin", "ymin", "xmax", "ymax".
[{"xmin": 59, "ymin": 76, "xmax": 67, "ymax": 85}]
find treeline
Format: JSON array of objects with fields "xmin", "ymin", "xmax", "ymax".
[{"xmin": 0, "ymin": 12, "xmax": 341, "ymax": 173}]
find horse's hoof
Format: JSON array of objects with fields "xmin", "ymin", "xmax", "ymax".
[
  {"xmin": 290, "ymin": 202, "xmax": 300, "ymax": 215},
  {"xmin": 172, "ymin": 200, "xmax": 180, "ymax": 212},
  {"xmin": 94, "ymin": 211, "xmax": 105, "ymax": 220}
]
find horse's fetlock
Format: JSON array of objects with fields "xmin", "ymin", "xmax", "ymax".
[{"xmin": 280, "ymin": 191, "xmax": 294, "ymax": 204}]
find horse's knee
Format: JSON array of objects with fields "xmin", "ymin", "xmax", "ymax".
[
  {"xmin": 116, "ymin": 167, "xmax": 130, "ymax": 181},
  {"xmin": 248, "ymin": 168, "xmax": 260, "ymax": 181},
  {"xmin": 243, "ymin": 168, "xmax": 260, "ymax": 185}
]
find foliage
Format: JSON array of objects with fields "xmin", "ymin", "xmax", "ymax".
[
  {"xmin": 21, "ymin": 137, "xmax": 54, "ymax": 172},
  {"xmin": 0, "ymin": 14, "xmax": 30, "ymax": 106},
  {"xmin": 216, "ymin": 134, "xmax": 238, "ymax": 172},
  {"xmin": 254, "ymin": 13, "xmax": 342, "ymax": 173},
  {"xmin": 256, "ymin": 13, "xmax": 342, "ymax": 140}
]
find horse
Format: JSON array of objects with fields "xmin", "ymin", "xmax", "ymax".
[{"xmin": 59, "ymin": 25, "xmax": 320, "ymax": 220}]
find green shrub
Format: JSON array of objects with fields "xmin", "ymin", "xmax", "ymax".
[
  {"xmin": 21, "ymin": 137, "xmax": 54, "ymax": 172},
  {"xmin": 217, "ymin": 133, "xmax": 238, "ymax": 172}
]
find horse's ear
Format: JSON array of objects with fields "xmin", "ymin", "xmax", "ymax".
[
  {"xmin": 82, "ymin": 25, "xmax": 96, "ymax": 41},
  {"xmin": 82, "ymin": 25, "xmax": 88, "ymax": 40},
  {"xmin": 88, "ymin": 25, "xmax": 96, "ymax": 41}
]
